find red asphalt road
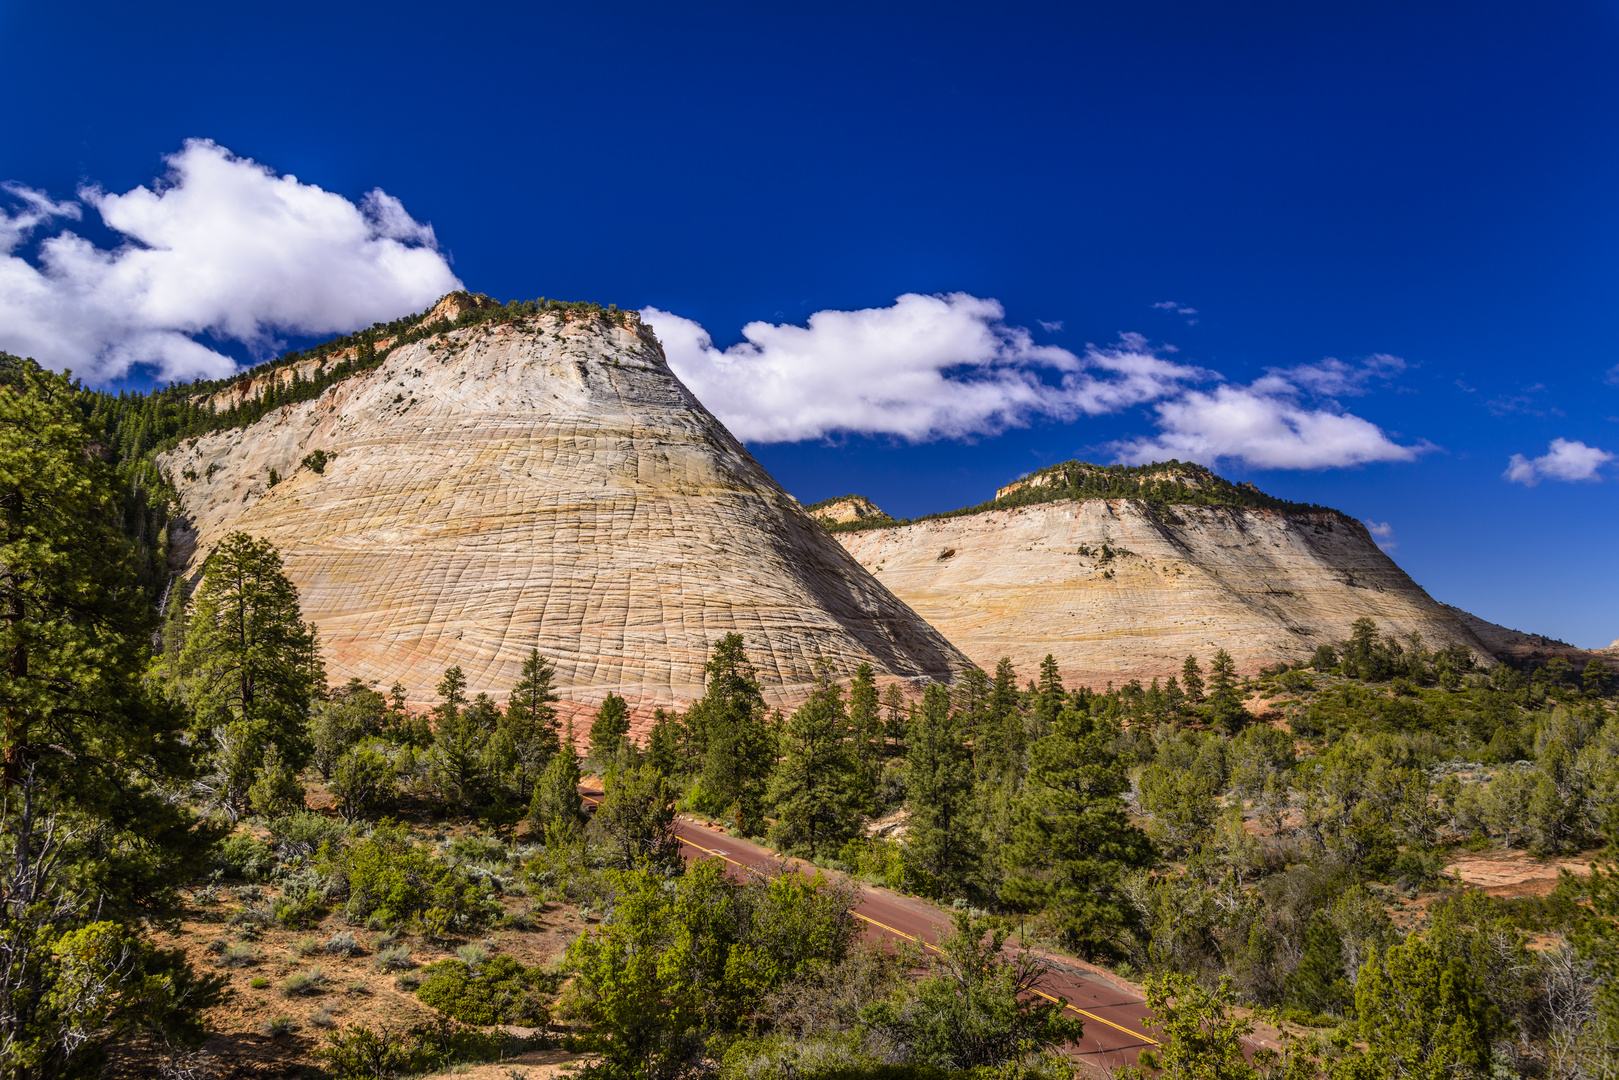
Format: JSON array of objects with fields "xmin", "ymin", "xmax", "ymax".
[{"xmin": 579, "ymin": 788, "xmax": 1160, "ymax": 1070}]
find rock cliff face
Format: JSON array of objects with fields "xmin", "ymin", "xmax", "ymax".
[
  {"xmin": 158, "ymin": 308, "xmax": 969, "ymax": 712},
  {"xmin": 835, "ymin": 499, "xmax": 1497, "ymax": 688}
]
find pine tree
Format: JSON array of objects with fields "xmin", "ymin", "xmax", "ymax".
[
  {"xmin": 690, "ymin": 634, "xmax": 772, "ymax": 835},
  {"xmin": 847, "ymin": 663, "xmax": 883, "ymax": 809},
  {"xmin": 530, "ymin": 721, "xmax": 585, "ymax": 835},
  {"xmin": 592, "ymin": 762, "xmax": 683, "ymax": 874},
  {"xmin": 0, "ymin": 360, "xmax": 223, "ymax": 1071},
  {"xmin": 1181, "ymin": 655, "xmax": 1205, "ymax": 705},
  {"xmin": 502, "ymin": 649, "xmax": 561, "ymax": 795},
  {"xmin": 588, "ymin": 692, "xmax": 631, "ymax": 762},
  {"xmin": 1001, "ymin": 706, "xmax": 1155, "ymax": 959},
  {"xmin": 906, "ymin": 683, "xmax": 980, "ymax": 894},
  {"xmin": 882, "ymin": 683, "xmax": 907, "ymax": 748},
  {"xmin": 768, "ymin": 663, "xmax": 861, "ymax": 858},
  {"xmin": 954, "ymin": 666, "xmax": 991, "ymax": 777},
  {"xmin": 979, "ymin": 657, "xmax": 1025, "ymax": 784},
  {"xmin": 645, "ymin": 708, "xmax": 681, "ymax": 778},
  {"xmin": 1032, "ymin": 655, "xmax": 1065, "ymax": 739},
  {"xmin": 1351, "ymin": 936, "xmax": 1502, "ymax": 1079},
  {"xmin": 165, "ymin": 531, "xmax": 322, "ymax": 814},
  {"xmin": 1203, "ymin": 648, "xmax": 1248, "ymax": 734},
  {"xmin": 429, "ymin": 667, "xmax": 488, "ymax": 810}
]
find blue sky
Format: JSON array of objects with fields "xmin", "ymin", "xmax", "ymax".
[{"xmin": 1, "ymin": 1, "xmax": 1616, "ymax": 647}]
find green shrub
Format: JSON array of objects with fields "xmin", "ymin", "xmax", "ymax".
[
  {"xmin": 324, "ymin": 821, "xmax": 500, "ymax": 934},
  {"xmin": 415, "ymin": 954, "xmax": 550, "ymax": 1026},
  {"xmin": 219, "ymin": 943, "xmax": 257, "ymax": 967},
  {"xmin": 215, "ymin": 831, "xmax": 276, "ymax": 881},
  {"xmin": 373, "ymin": 944, "xmax": 414, "ymax": 971},
  {"xmin": 317, "ymin": 1018, "xmax": 526, "ymax": 1080},
  {"xmin": 259, "ymin": 1015, "xmax": 297, "ymax": 1037},
  {"xmin": 301, "ymin": 449, "xmax": 328, "ymax": 474},
  {"xmin": 268, "ymin": 811, "xmax": 348, "ymax": 863},
  {"xmin": 250, "ymin": 976, "xmax": 270, "ymax": 990},
  {"xmin": 283, "ymin": 967, "xmax": 327, "ymax": 996}
]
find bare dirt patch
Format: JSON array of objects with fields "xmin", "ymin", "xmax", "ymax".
[{"xmin": 1445, "ymin": 847, "xmax": 1596, "ymax": 898}]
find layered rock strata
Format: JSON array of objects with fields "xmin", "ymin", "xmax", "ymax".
[
  {"xmin": 836, "ymin": 500, "xmax": 1498, "ymax": 688},
  {"xmin": 158, "ymin": 310, "xmax": 970, "ymax": 711}
]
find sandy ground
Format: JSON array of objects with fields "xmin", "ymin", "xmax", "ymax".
[{"xmin": 1444, "ymin": 847, "xmax": 1597, "ymax": 897}]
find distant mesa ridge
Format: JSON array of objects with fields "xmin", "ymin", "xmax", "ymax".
[
  {"xmin": 157, "ymin": 294, "xmax": 971, "ymax": 715},
  {"xmin": 828, "ymin": 465, "xmax": 1616, "ymax": 687}
]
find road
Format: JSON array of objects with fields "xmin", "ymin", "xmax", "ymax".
[{"xmin": 579, "ymin": 788, "xmax": 1160, "ymax": 1069}]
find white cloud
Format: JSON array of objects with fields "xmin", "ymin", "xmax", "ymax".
[
  {"xmin": 0, "ymin": 139, "xmax": 460, "ymax": 382},
  {"xmin": 1266, "ymin": 353, "xmax": 1405, "ymax": 397},
  {"xmin": 1112, "ymin": 383, "xmax": 1426, "ymax": 469},
  {"xmin": 1606, "ymin": 364, "xmax": 1619, "ymax": 387},
  {"xmin": 648, "ymin": 295, "xmax": 1424, "ymax": 471},
  {"xmin": 1038, "ymin": 319, "xmax": 1063, "ymax": 332},
  {"xmin": 1503, "ymin": 438, "xmax": 1614, "ymax": 486},
  {"xmin": 645, "ymin": 294, "xmax": 1206, "ymax": 443},
  {"xmin": 1152, "ymin": 300, "xmax": 1197, "ymax": 316}
]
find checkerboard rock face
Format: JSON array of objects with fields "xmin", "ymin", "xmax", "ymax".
[
  {"xmin": 836, "ymin": 499, "xmax": 1502, "ymax": 691},
  {"xmin": 159, "ymin": 310, "xmax": 970, "ymax": 716}
]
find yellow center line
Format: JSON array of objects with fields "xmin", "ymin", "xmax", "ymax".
[{"xmin": 582, "ymin": 796, "xmax": 1159, "ymax": 1048}]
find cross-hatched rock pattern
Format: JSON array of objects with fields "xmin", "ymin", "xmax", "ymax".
[
  {"xmin": 159, "ymin": 311, "xmax": 970, "ymax": 710},
  {"xmin": 836, "ymin": 499, "xmax": 1498, "ymax": 688}
]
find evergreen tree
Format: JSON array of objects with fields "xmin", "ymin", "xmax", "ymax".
[
  {"xmin": 1001, "ymin": 706, "xmax": 1155, "ymax": 959},
  {"xmin": 0, "ymin": 360, "xmax": 223, "ymax": 1073},
  {"xmin": 906, "ymin": 683, "xmax": 981, "ymax": 894},
  {"xmin": 530, "ymin": 729, "xmax": 585, "ymax": 835},
  {"xmin": 1181, "ymin": 655, "xmax": 1205, "ymax": 705},
  {"xmin": 502, "ymin": 649, "xmax": 561, "ymax": 795},
  {"xmin": 429, "ymin": 667, "xmax": 488, "ymax": 810},
  {"xmin": 588, "ymin": 692, "xmax": 631, "ymax": 764},
  {"xmin": 1348, "ymin": 936, "xmax": 1502, "ymax": 1080},
  {"xmin": 166, "ymin": 531, "xmax": 322, "ymax": 815},
  {"xmin": 247, "ymin": 742, "xmax": 306, "ymax": 817},
  {"xmin": 1032, "ymin": 654, "xmax": 1065, "ymax": 738},
  {"xmin": 979, "ymin": 657, "xmax": 1025, "ymax": 784},
  {"xmin": 591, "ymin": 762, "xmax": 682, "ymax": 874},
  {"xmin": 1203, "ymin": 648, "xmax": 1248, "ymax": 734},
  {"xmin": 882, "ymin": 683, "xmax": 908, "ymax": 749},
  {"xmin": 767, "ymin": 663, "xmax": 861, "ymax": 858},
  {"xmin": 847, "ymin": 662, "xmax": 883, "ymax": 808},
  {"xmin": 953, "ymin": 666, "xmax": 991, "ymax": 775},
  {"xmin": 644, "ymin": 708, "xmax": 681, "ymax": 778},
  {"xmin": 690, "ymin": 634, "xmax": 772, "ymax": 835},
  {"xmin": 1164, "ymin": 674, "xmax": 1186, "ymax": 717}
]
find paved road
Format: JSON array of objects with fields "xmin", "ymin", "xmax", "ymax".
[{"xmin": 579, "ymin": 788, "xmax": 1160, "ymax": 1069}]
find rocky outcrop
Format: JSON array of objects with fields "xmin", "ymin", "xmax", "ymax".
[
  {"xmin": 1444, "ymin": 607, "xmax": 1619, "ymax": 673},
  {"xmin": 835, "ymin": 499, "xmax": 1498, "ymax": 688},
  {"xmin": 809, "ymin": 495, "xmax": 890, "ymax": 525},
  {"xmin": 158, "ymin": 308, "xmax": 970, "ymax": 713}
]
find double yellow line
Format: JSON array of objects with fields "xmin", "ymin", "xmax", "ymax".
[{"xmin": 665, "ymin": 819, "xmax": 1159, "ymax": 1048}]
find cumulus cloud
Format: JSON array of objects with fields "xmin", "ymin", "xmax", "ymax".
[
  {"xmin": 645, "ymin": 294, "xmax": 1206, "ymax": 443},
  {"xmin": 1503, "ymin": 438, "xmax": 1614, "ymax": 486},
  {"xmin": 645, "ymin": 295, "xmax": 1424, "ymax": 470},
  {"xmin": 1111, "ymin": 353, "xmax": 1426, "ymax": 469},
  {"xmin": 0, "ymin": 139, "xmax": 460, "ymax": 382}
]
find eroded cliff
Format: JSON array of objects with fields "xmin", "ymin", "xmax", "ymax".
[
  {"xmin": 835, "ymin": 498, "xmax": 1497, "ymax": 687},
  {"xmin": 158, "ymin": 307, "xmax": 969, "ymax": 711}
]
